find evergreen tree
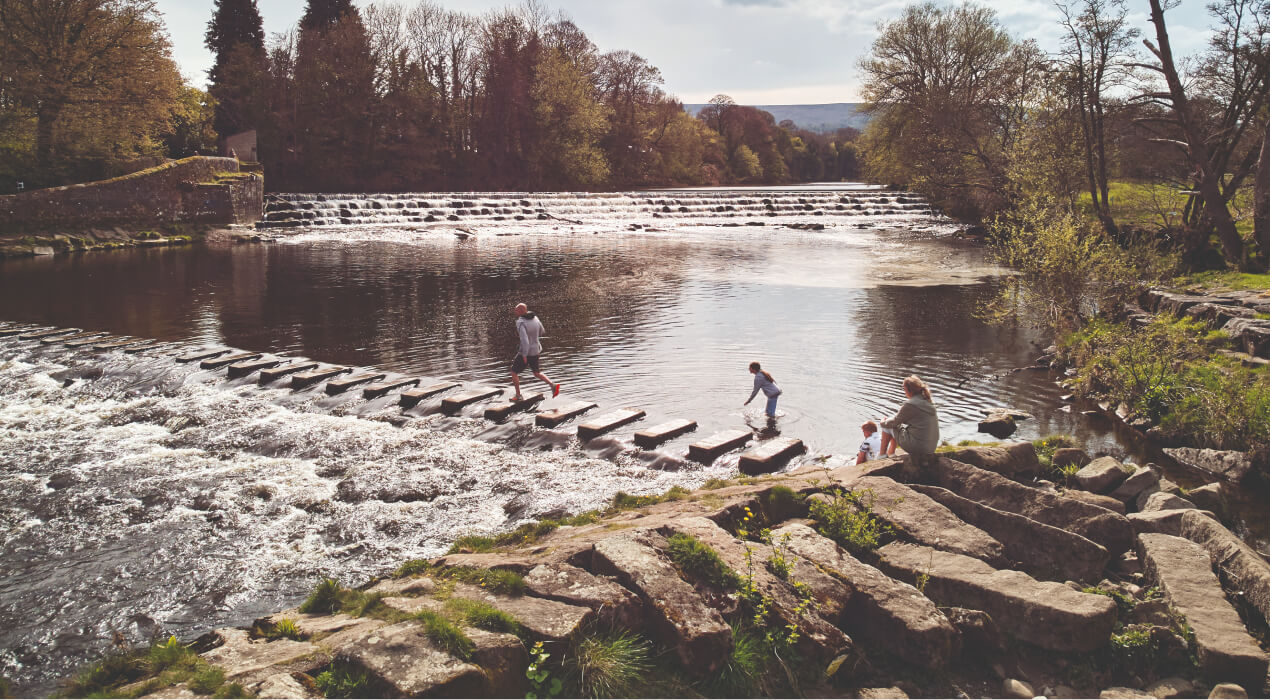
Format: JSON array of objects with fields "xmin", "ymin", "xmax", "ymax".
[
  {"xmin": 300, "ymin": 0, "xmax": 355, "ymax": 32},
  {"xmin": 205, "ymin": 0, "xmax": 265, "ymax": 138}
]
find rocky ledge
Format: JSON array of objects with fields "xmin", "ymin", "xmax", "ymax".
[
  {"xmin": 0, "ymin": 226, "xmax": 226, "ymax": 258},
  {"xmin": 96, "ymin": 444, "xmax": 1270, "ymax": 699}
]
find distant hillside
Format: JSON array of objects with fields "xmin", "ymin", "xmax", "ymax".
[{"xmin": 683, "ymin": 103, "xmax": 871, "ymax": 134}]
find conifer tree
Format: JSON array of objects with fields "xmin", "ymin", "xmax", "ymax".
[
  {"xmin": 300, "ymin": 0, "xmax": 355, "ymax": 31},
  {"xmin": 205, "ymin": 0, "xmax": 265, "ymax": 138}
]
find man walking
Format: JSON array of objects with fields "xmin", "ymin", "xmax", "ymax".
[{"xmin": 511, "ymin": 303, "xmax": 561, "ymax": 401}]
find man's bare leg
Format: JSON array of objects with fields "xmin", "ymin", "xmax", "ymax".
[
  {"xmin": 511, "ymin": 372, "xmax": 522, "ymax": 401},
  {"xmin": 533, "ymin": 371, "xmax": 561, "ymax": 397}
]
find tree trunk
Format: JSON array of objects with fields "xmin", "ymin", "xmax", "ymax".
[
  {"xmin": 1255, "ymin": 118, "xmax": 1270, "ymax": 263},
  {"xmin": 35, "ymin": 104, "xmax": 60, "ymax": 169}
]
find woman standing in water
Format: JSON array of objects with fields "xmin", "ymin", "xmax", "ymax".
[
  {"xmin": 881, "ymin": 375, "xmax": 940, "ymax": 465},
  {"xmin": 744, "ymin": 362, "xmax": 782, "ymax": 419}
]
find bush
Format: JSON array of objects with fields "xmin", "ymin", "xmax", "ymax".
[
  {"xmin": 566, "ymin": 632, "xmax": 651, "ymax": 698},
  {"xmin": 809, "ymin": 489, "xmax": 895, "ymax": 556},
  {"xmin": 664, "ymin": 533, "xmax": 740, "ymax": 588}
]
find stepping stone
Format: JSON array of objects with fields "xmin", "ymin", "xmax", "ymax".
[
  {"xmin": 854, "ymin": 477, "xmax": 1007, "ymax": 566},
  {"xmin": 325, "ymin": 372, "xmax": 386, "ymax": 395},
  {"xmin": 124, "ymin": 343, "xmax": 167, "ymax": 354},
  {"xmin": 258, "ymin": 362, "xmax": 319, "ymax": 384},
  {"xmin": 535, "ymin": 400, "xmax": 598, "ymax": 428},
  {"xmin": 441, "ymin": 386, "xmax": 503, "ymax": 413},
  {"xmin": 399, "ymin": 382, "xmax": 460, "ymax": 408},
  {"xmin": 227, "ymin": 357, "xmax": 281, "ymax": 379},
  {"xmin": 633, "ymin": 419, "xmax": 698, "ymax": 448},
  {"xmin": 291, "ymin": 366, "xmax": 350, "ymax": 389},
  {"xmin": 177, "ymin": 348, "xmax": 230, "ymax": 364},
  {"xmin": 60, "ymin": 333, "xmax": 112, "ymax": 347},
  {"xmin": 875, "ymin": 541, "xmax": 1117, "ymax": 652},
  {"xmin": 363, "ymin": 377, "xmax": 420, "ymax": 399},
  {"xmin": 687, "ymin": 429, "xmax": 752, "ymax": 464},
  {"xmin": 577, "ymin": 408, "xmax": 646, "ymax": 440},
  {"xmin": 20, "ymin": 327, "xmax": 79, "ymax": 340},
  {"xmin": 0, "ymin": 324, "xmax": 42, "ymax": 337},
  {"xmin": 738, "ymin": 437, "xmax": 806, "ymax": 474},
  {"xmin": 94, "ymin": 338, "xmax": 147, "ymax": 351},
  {"xmin": 484, "ymin": 393, "xmax": 544, "ymax": 420},
  {"xmin": 201, "ymin": 352, "xmax": 261, "ymax": 370}
]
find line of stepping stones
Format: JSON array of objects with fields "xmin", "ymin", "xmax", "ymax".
[{"xmin": 0, "ymin": 322, "xmax": 806, "ymax": 473}]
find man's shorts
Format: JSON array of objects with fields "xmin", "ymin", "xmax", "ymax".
[{"xmin": 512, "ymin": 354, "xmax": 541, "ymax": 373}]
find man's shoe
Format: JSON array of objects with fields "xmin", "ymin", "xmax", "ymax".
[{"xmin": 553, "ymin": 383, "xmax": 562, "ymax": 398}]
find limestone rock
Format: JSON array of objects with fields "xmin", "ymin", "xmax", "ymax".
[
  {"xmin": 254, "ymin": 672, "xmax": 316, "ymax": 699},
  {"xmin": 855, "ymin": 476, "xmax": 1008, "ymax": 566},
  {"xmin": 464, "ymin": 628, "xmax": 528, "ymax": 697},
  {"xmin": 200, "ymin": 629, "xmax": 320, "ymax": 686},
  {"xmin": 875, "ymin": 542, "xmax": 1117, "ymax": 652},
  {"xmin": 1136, "ymin": 533, "xmax": 1269, "ymax": 687},
  {"xmin": 1185, "ymin": 483, "xmax": 1229, "ymax": 521},
  {"xmin": 910, "ymin": 484, "xmax": 1110, "ymax": 583},
  {"xmin": 1141, "ymin": 491, "xmax": 1197, "ymax": 513},
  {"xmin": 381, "ymin": 583, "xmax": 593, "ymax": 643},
  {"xmin": 1109, "ymin": 467, "xmax": 1161, "ymax": 504},
  {"xmin": 1074, "ymin": 457, "xmax": 1131, "ymax": 494},
  {"xmin": 1063, "ymin": 489, "xmax": 1127, "ymax": 515},
  {"xmin": 944, "ymin": 442, "xmax": 1041, "ymax": 480},
  {"xmin": 523, "ymin": 563, "xmax": 643, "ymax": 631},
  {"xmin": 1221, "ymin": 318, "xmax": 1270, "ymax": 358},
  {"xmin": 1053, "ymin": 448, "xmax": 1091, "ymax": 469},
  {"xmin": 978, "ymin": 413, "xmax": 1018, "ymax": 439},
  {"xmin": 1099, "ymin": 687, "xmax": 1152, "ymax": 699},
  {"xmin": 591, "ymin": 530, "xmax": 732, "ymax": 672},
  {"xmin": 1165, "ymin": 448, "xmax": 1260, "ymax": 484},
  {"xmin": 1209, "ymin": 683, "xmax": 1249, "ymax": 698},
  {"xmin": 1145, "ymin": 677, "xmax": 1196, "ymax": 699},
  {"xmin": 1127, "ymin": 510, "xmax": 1188, "ymax": 536},
  {"xmin": 1177, "ymin": 511, "xmax": 1270, "ymax": 630},
  {"xmin": 1002, "ymin": 678, "xmax": 1035, "ymax": 698},
  {"xmin": 334, "ymin": 621, "xmax": 487, "ymax": 696}
]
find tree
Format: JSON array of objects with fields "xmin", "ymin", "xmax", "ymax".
[
  {"xmin": 301, "ymin": 0, "xmax": 355, "ymax": 31},
  {"xmin": 531, "ymin": 45, "xmax": 609, "ymax": 188},
  {"xmin": 205, "ymin": 0, "xmax": 265, "ymax": 138}
]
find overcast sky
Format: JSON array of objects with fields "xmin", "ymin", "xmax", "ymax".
[{"xmin": 157, "ymin": 0, "xmax": 1216, "ymax": 104}]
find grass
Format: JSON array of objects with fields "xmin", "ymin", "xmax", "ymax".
[
  {"xmin": 1033, "ymin": 434, "xmax": 1078, "ymax": 477},
  {"xmin": 1177, "ymin": 270, "xmax": 1270, "ymax": 291},
  {"xmin": 313, "ymin": 663, "xmax": 370, "ymax": 699},
  {"xmin": 757, "ymin": 485, "xmax": 803, "ymax": 514},
  {"xmin": 664, "ymin": 532, "xmax": 741, "ymax": 588},
  {"xmin": 59, "ymin": 636, "xmax": 241, "ymax": 699},
  {"xmin": 808, "ymin": 488, "xmax": 895, "ymax": 556},
  {"xmin": 391, "ymin": 562, "xmax": 526, "ymax": 595},
  {"xmin": 708, "ymin": 624, "xmax": 766, "ymax": 697},
  {"xmin": 566, "ymin": 632, "xmax": 652, "ymax": 698},
  {"xmin": 444, "ymin": 598, "xmax": 526, "ymax": 639},
  {"xmin": 415, "ymin": 610, "xmax": 475, "ymax": 660},
  {"xmin": 610, "ymin": 485, "xmax": 691, "ymax": 510},
  {"xmin": 1078, "ymin": 180, "xmax": 1194, "ymax": 232}
]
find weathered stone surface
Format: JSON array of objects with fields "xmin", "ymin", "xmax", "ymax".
[
  {"xmin": 855, "ymin": 476, "xmax": 1007, "ymax": 566},
  {"xmin": 1177, "ymin": 510, "xmax": 1270, "ymax": 627},
  {"xmin": 1127, "ymin": 510, "xmax": 1187, "ymax": 536},
  {"xmin": 856, "ymin": 687, "xmax": 909, "ymax": 699},
  {"xmin": 1109, "ymin": 467, "xmax": 1161, "ymax": 504},
  {"xmin": 254, "ymin": 672, "xmax": 316, "ymax": 699},
  {"xmin": 264, "ymin": 612, "xmax": 385, "ymax": 644},
  {"xmin": 1099, "ymin": 687, "xmax": 1152, "ymax": 699},
  {"xmin": 1186, "ymin": 483, "xmax": 1229, "ymax": 521},
  {"xmin": 523, "ymin": 563, "xmax": 643, "ymax": 631},
  {"xmin": 910, "ymin": 484, "xmax": 1110, "ymax": 583},
  {"xmin": 382, "ymin": 584, "xmax": 593, "ymax": 643},
  {"xmin": 978, "ymin": 413, "xmax": 1017, "ymax": 439},
  {"xmin": 738, "ymin": 437, "xmax": 806, "ymax": 474},
  {"xmin": 1053, "ymin": 448, "xmax": 1092, "ymax": 469},
  {"xmin": 366, "ymin": 577, "xmax": 438, "ymax": 597},
  {"xmin": 774, "ymin": 523, "xmax": 957, "ymax": 667},
  {"xmin": 1141, "ymin": 491, "xmax": 1197, "ymax": 513},
  {"xmin": 920, "ymin": 457, "xmax": 1133, "ymax": 555},
  {"xmin": 1146, "ymin": 677, "xmax": 1196, "ymax": 699},
  {"xmin": 576, "ymin": 408, "xmax": 646, "ymax": 441},
  {"xmin": 201, "ymin": 629, "xmax": 320, "ymax": 685},
  {"xmin": 1063, "ymin": 488, "xmax": 1127, "ymax": 515},
  {"xmin": 590, "ymin": 530, "xmax": 732, "ymax": 671},
  {"xmin": 942, "ymin": 443, "xmax": 1042, "ymax": 480},
  {"xmin": 1209, "ymin": 683, "xmax": 1249, "ymax": 698},
  {"xmin": 633, "ymin": 419, "xmax": 697, "ymax": 449},
  {"xmin": 464, "ymin": 628, "xmax": 528, "ymax": 697},
  {"xmin": 1075, "ymin": 457, "xmax": 1131, "ymax": 493},
  {"xmin": 876, "ymin": 542, "xmax": 1117, "ymax": 652},
  {"xmin": 941, "ymin": 607, "xmax": 1002, "ymax": 654},
  {"xmin": 334, "ymin": 621, "xmax": 487, "ymax": 697},
  {"xmin": 1002, "ymin": 678, "xmax": 1035, "ymax": 698},
  {"xmin": 1221, "ymin": 318, "xmax": 1270, "ymax": 358},
  {"xmin": 1137, "ymin": 533, "xmax": 1269, "ymax": 687},
  {"xmin": 1165, "ymin": 448, "xmax": 1260, "ymax": 484}
]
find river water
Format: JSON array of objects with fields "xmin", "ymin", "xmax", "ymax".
[{"xmin": 0, "ymin": 186, "xmax": 1136, "ymax": 693}]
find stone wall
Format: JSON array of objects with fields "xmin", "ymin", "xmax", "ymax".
[{"xmin": 0, "ymin": 157, "xmax": 263, "ymax": 233}]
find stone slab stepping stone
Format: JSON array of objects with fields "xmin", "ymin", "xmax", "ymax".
[
  {"xmin": 738, "ymin": 437, "xmax": 806, "ymax": 474},
  {"xmin": 123, "ymin": 343, "xmax": 167, "ymax": 354},
  {"xmin": 0, "ymin": 324, "xmax": 42, "ymax": 337},
  {"xmin": 875, "ymin": 541, "xmax": 1116, "ymax": 652},
  {"xmin": 177, "ymin": 348, "xmax": 230, "ymax": 364},
  {"xmin": 20, "ymin": 327, "xmax": 79, "ymax": 340},
  {"xmin": 63, "ymin": 333, "xmax": 115, "ymax": 347},
  {"xmin": 200, "ymin": 628, "xmax": 319, "ymax": 686},
  {"xmin": 910, "ymin": 484, "xmax": 1109, "ymax": 582},
  {"xmin": 1175, "ymin": 510, "xmax": 1270, "ymax": 630},
  {"xmin": 52, "ymin": 332, "xmax": 107, "ymax": 346},
  {"xmin": 94, "ymin": 338, "xmax": 147, "ymax": 351},
  {"xmin": 484, "ymin": 393, "xmax": 544, "ymax": 421},
  {"xmin": 592, "ymin": 530, "xmax": 732, "ymax": 672},
  {"xmin": 688, "ymin": 429, "xmax": 752, "ymax": 464},
  {"xmin": 577, "ymin": 408, "xmax": 646, "ymax": 440},
  {"xmin": 227, "ymin": 357, "xmax": 281, "ymax": 379},
  {"xmin": 1137, "ymin": 533, "xmax": 1269, "ymax": 686},
  {"xmin": 363, "ymin": 377, "xmax": 420, "ymax": 399},
  {"xmin": 201, "ymin": 352, "xmax": 262, "ymax": 370},
  {"xmin": 773, "ymin": 522, "xmax": 956, "ymax": 667},
  {"xmin": 291, "ymin": 366, "xmax": 350, "ymax": 389},
  {"xmin": 325, "ymin": 372, "xmax": 386, "ymax": 395},
  {"xmin": 441, "ymin": 386, "xmax": 502, "ymax": 413},
  {"xmin": 258, "ymin": 362, "xmax": 319, "ymax": 384},
  {"xmin": 400, "ymin": 381, "xmax": 460, "ymax": 408},
  {"xmin": 523, "ymin": 563, "xmax": 645, "ymax": 631},
  {"xmin": 855, "ymin": 477, "xmax": 1007, "ymax": 566},
  {"xmin": 633, "ymin": 419, "xmax": 698, "ymax": 448},
  {"xmin": 535, "ymin": 400, "xmax": 598, "ymax": 428},
  {"xmin": 332, "ymin": 621, "xmax": 487, "ymax": 697}
]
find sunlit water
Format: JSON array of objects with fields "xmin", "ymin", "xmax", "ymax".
[{"xmin": 0, "ymin": 185, "xmax": 1177, "ymax": 693}]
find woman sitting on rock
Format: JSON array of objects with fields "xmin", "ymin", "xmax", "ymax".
[{"xmin": 881, "ymin": 375, "xmax": 940, "ymax": 466}]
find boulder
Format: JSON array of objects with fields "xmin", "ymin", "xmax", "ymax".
[
  {"xmin": 918, "ymin": 457, "xmax": 1133, "ymax": 556},
  {"xmin": 1053, "ymin": 448, "xmax": 1092, "ymax": 469},
  {"xmin": 591, "ymin": 530, "xmax": 732, "ymax": 672},
  {"xmin": 523, "ymin": 564, "xmax": 644, "ymax": 631},
  {"xmin": 773, "ymin": 523, "xmax": 957, "ymax": 667},
  {"xmin": 854, "ymin": 477, "xmax": 1008, "ymax": 566},
  {"xmin": 1074, "ymin": 457, "xmax": 1131, "ymax": 493},
  {"xmin": 1127, "ymin": 510, "xmax": 1188, "ymax": 536},
  {"xmin": 857, "ymin": 688, "xmax": 909, "ymax": 699},
  {"xmin": 1165, "ymin": 448, "xmax": 1260, "ymax": 484},
  {"xmin": 381, "ymin": 583, "xmax": 594, "ymax": 643},
  {"xmin": 1145, "ymin": 677, "xmax": 1196, "ymax": 699},
  {"xmin": 875, "ymin": 542, "xmax": 1117, "ymax": 652},
  {"xmin": 1099, "ymin": 688, "xmax": 1152, "ymax": 699},
  {"xmin": 910, "ymin": 484, "xmax": 1110, "ymax": 583},
  {"xmin": 941, "ymin": 443, "xmax": 1042, "ymax": 480},
  {"xmin": 1177, "ymin": 511, "xmax": 1270, "ymax": 626},
  {"xmin": 1156, "ymin": 292, "xmax": 1217, "ymax": 316},
  {"xmin": 1137, "ymin": 533, "xmax": 1269, "ymax": 687},
  {"xmin": 1109, "ymin": 467, "xmax": 1161, "ymax": 504},
  {"xmin": 978, "ymin": 414, "xmax": 1017, "ymax": 439},
  {"xmin": 1209, "ymin": 683, "xmax": 1249, "ymax": 698},
  {"xmin": 1063, "ymin": 489, "xmax": 1127, "ymax": 515},
  {"xmin": 1002, "ymin": 678, "xmax": 1035, "ymax": 698},
  {"xmin": 464, "ymin": 628, "xmax": 529, "ymax": 697},
  {"xmin": 1141, "ymin": 491, "xmax": 1197, "ymax": 513},
  {"xmin": 333, "ymin": 621, "xmax": 488, "ymax": 697},
  {"xmin": 1221, "ymin": 318, "xmax": 1270, "ymax": 358},
  {"xmin": 1185, "ymin": 483, "xmax": 1229, "ymax": 521}
]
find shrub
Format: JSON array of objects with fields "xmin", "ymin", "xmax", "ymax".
[
  {"xmin": 665, "ymin": 533, "xmax": 740, "ymax": 588},
  {"xmin": 809, "ymin": 489, "xmax": 895, "ymax": 556},
  {"xmin": 270, "ymin": 618, "xmax": 302, "ymax": 641},
  {"xmin": 611, "ymin": 485, "xmax": 690, "ymax": 510},
  {"xmin": 566, "ymin": 632, "xmax": 651, "ymax": 698}
]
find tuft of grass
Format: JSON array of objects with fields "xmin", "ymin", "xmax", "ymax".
[
  {"xmin": 708, "ymin": 623, "xmax": 766, "ymax": 697},
  {"xmin": 808, "ymin": 488, "xmax": 895, "ymax": 556},
  {"xmin": 313, "ymin": 663, "xmax": 370, "ymax": 699},
  {"xmin": 391, "ymin": 562, "xmax": 526, "ymax": 595},
  {"xmin": 211, "ymin": 682, "xmax": 249, "ymax": 698},
  {"xmin": 1083, "ymin": 586, "xmax": 1136, "ymax": 619},
  {"xmin": 59, "ymin": 637, "xmax": 234, "ymax": 699},
  {"xmin": 1033, "ymin": 434, "xmax": 1077, "ymax": 473},
  {"xmin": 271, "ymin": 618, "xmax": 302, "ymax": 641},
  {"xmin": 610, "ymin": 485, "xmax": 691, "ymax": 511},
  {"xmin": 298, "ymin": 578, "xmax": 342, "ymax": 615},
  {"xmin": 758, "ymin": 485, "xmax": 803, "ymax": 515},
  {"xmin": 701, "ymin": 478, "xmax": 733, "ymax": 490},
  {"xmin": 665, "ymin": 532, "xmax": 740, "ymax": 588},
  {"xmin": 444, "ymin": 598, "xmax": 526, "ymax": 639},
  {"xmin": 187, "ymin": 666, "xmax": 225, "ymax": 694},
  {"xmin": 447, "ymin": 511, "xmax": 604, "ymax": 554},
  {"xmin": 415, "ymin": 610, "xmax": 475, "ymax": 660},
  {"xmin": 566, "ymin": 632, "xmax": 652, "ymax": 698}
]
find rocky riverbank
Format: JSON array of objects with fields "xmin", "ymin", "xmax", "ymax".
[
  {"xmin": 0, "ymin": 226, "xmax": 222, "ymax": 258},
  {"xmin": 73, "ymin": 443, "xmax": 1270, "ymax": 699}
]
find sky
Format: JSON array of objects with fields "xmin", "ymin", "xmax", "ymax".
[{"xmin": 157, "ymin": 0, "xmax": 1218, "ymax": 105}]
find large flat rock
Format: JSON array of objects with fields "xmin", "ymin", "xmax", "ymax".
[
  {"xmin": 333, "ymin": 621, "xmax": 488, "ymax": 697},
  {"xmin": 738, "ymin": 437, "xmax": 807, "ymax": 474},
  {"xmin": 590, "ymin": 530, "xmax": 732, "ymax": 672},
  {"xmin": 687, "ymin": 430, "xmax": 752, "ymax": 464},
  {"xmin": 910, "ymin": 484, "xmax": 1109, "ymax": 582},
  {"xmin": 1177, "ymin": 511, "xmax": 1270, "ymax": 627},
  {"xmin": 1137, "ymin": 534, "xmax": 1268, "ymax": 687},
  {"xmin": 773, "ymin": 523, "xmax": 956, "ymax": 667},
  {"xmin": 875, "ymin": 542, "xmax": 1117, "ymax": 652},
  {"xmin": 1165, "ymin": 448, "xmax": 1260, "ymax": 484},
  {"xmin": 633, "ymin": 419, "xmax": 698, "ymax": 448},
  {"xmin": 523, "ymin": 563, "xmax": 644, "ymax": 630},
  {"xmin": 941, "ymin": 443, "xmax": 1042, "ymax": 480},
  {"xmin": 534, "ymin": 401, "xmax": 598, "ymax": 428},
  {"xmin": 200, "ymin": 628, "xmax": 320, "ymax": 686},
  {"xmin": 855, "ymin": 477, "xmax": 1007, "ymax": 566},
  {"xmin": 576, "ymin": 408, "xmax": 646, "ymax": 441},
  {"xmin": 382, "ymin": 583, "xmax": 593, "ymax": 643}
]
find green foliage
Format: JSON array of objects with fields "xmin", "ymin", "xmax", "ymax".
[
  {"xmin": 443, "ymin": 598, "xmax": 525, "ymax": 639},
  {"xmin": 526, "ymin": 641, "xmax": 563, "ymax": 699},
  {"xmin": 415, "ymin": 610, "xmax": 475, "ymax": 660},
  {"xmin": 565, "ymin": 632, "xmax": 651, "ymax": 698},
  {"xmin": 187, "ymin": 666, "xmax": 225, "ymax": 695},
  {"xmin": 610, "ymin": 485, "xmax": 691, "ymax": 511},
  {"xmin": 60, "ymin": 637, "xmax": 236, "ymax": 699},
  {"xmin": 270, "ymin": 618, "xmax": 302, "ymax": 641},
  {"xmin": 313, "ymin": 663, "xmax": 369, "ymax": 699},
  {"xmin": 1083, "ymin": 586, "xmax": 1136, "ymax": 620},
  {"xmin": 665, "ymin": 533, "xmax": 740, "ymax": 588},
  {"xmin": 211, "ymin": 682, "xmax": 249, "ymax": 699},
  {"xmin": 298, "ymin": 578, "xmax": 343, "ymax": 615},
  {"xmin": 708, "ymin": 624, "xmax": 766, "ymax": 697},
  {"xmin": 1033, "ymin": 434, "xmax": 1078, "ymax": 476},
  {"xmin": 701, "ymin": 478, "xmax": 732, "ymax": 490},
  {"xmin": 808, "ymin": 488, "xmax": 895, "ymax": 556},
  {"xmin": 446, "ymin": 511, "xmax": 602, "ymax": 554},
  {"xmin": 391, "ymin": 562, "xmax": 525, "ymax": 595},
  {"xmin": 0, "ymin": 675, "xmax": 10, "ymax": 700},
  {"xmin": 1179, "ymin": 271, "xmax": 1270, "ymax": 291}
]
